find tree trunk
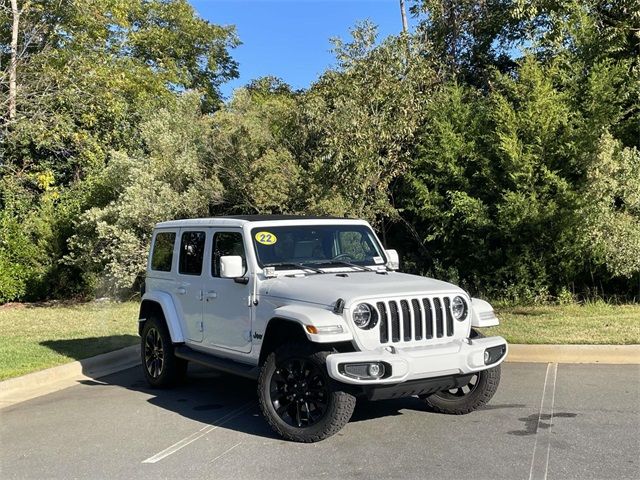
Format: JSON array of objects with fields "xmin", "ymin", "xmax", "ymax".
[
  {"xmin": 399, "ymin": 0, "xmax": 409, "ymax": 34},
  {"xmin": 9, "ymin": 0, "xmax": 20, "ymax": 120}
]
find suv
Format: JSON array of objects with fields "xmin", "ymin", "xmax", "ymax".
[{"xmin": 139, "ymin": 216, "xmax": 507, "ymax": 442}]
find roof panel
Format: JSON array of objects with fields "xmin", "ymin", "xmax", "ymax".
[{"xmin": 154, "ymin": 215, "xmax": 365, "ymax": 229}]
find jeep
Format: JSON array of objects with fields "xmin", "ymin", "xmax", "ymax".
[{"xmin": 138, "ymin": 215, "xmax": 508, "ymax": 442}]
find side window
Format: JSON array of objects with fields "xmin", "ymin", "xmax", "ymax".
[
  {"xmin": 150, "ymin": 232, "xmax": 176, "ymax": 272},
  {"xmin": 179, "ymin": 231, "xmax": 206, "ymax": 276},
  {"xmin": 212, "ymin": 232, "xmax": 246, "ymax": 277}
]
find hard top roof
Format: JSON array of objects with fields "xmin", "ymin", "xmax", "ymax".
[{"xmin": 155, "ymin": 215, "xmax": 367, "ymax": 229}]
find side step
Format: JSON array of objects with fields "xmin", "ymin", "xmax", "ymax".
[{"xmin": 174, "ymin": 345, "xmax": 259, "ymax": 380}]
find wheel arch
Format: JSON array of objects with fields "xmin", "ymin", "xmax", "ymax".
[
  {"xmin": 258, "ymin": 317, "xmax": 309, "ymax": 366},
  {"xmin": 138, "ymin": 291, "xmax": 184, "ymax": 343},
  {"xmin": 258, "ymin": 316, "xmax": 356, "ymax": 366}
]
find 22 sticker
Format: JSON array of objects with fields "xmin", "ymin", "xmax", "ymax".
[{"xmin": 255, "ymin": 231, "xmax": 277, "ymax": 245}]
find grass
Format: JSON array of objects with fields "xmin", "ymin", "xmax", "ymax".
[
  {"xmin": 0, "ymin": 301, "xmax": 638, "ymax": 382},
  {"xmin": 0, "ymin": 301, "xmax": 139, "ymax": 381},
  {"xmin": 485, "ymin": 303, "xmax": 640, "ymax": 345}
]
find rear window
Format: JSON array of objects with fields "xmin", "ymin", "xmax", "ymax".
[
  {"xmin": 150, "ymin": 232, "xmax": 176, "ymax": 272},
  {"xmin": 179, "ymin": 231, "xmax": 206, "ymax": 276}
]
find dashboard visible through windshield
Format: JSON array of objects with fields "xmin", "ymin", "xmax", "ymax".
[{"xmin": 251, "ymin": 225, "xmax": 387, "ymax": 270}]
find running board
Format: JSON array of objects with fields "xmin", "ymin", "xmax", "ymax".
[{"xmin": 174, "ymin": 345, "xmax": 259, "ymax": 380}]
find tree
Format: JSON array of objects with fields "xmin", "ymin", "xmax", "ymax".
[
  {"xmin": 65, "ymin": 94, "xmax": 224, "ymax": 296},
  {"xmin": 0, "ymin": 1, "xmax": 239, "ymax": 301},
  {"xmin": 302, "ymin": 22, "xmax": 435, "ymax": 223},
  {"xmin": 210, "ymin": 80, "xmax": 306, "ymax": 215},
  {"xmin": 582, "ymin": 134, "xmax": 640, "ymax": 282},
  {"xmin": 409, "ymin": 0, "xmax": 522, "ymax": 82}
]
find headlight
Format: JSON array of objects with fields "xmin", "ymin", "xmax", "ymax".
[
  {"xmin": 451, "ymin": 296, "xmax": 468, "ymax": 321},
  {"xmin": 352, "ymin": 303, "xmax": 376, "ymax": 329}
]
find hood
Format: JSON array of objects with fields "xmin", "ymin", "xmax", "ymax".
[{"xmin": 260, "ymin": 271, "xmax": 463, "ymax": 307}]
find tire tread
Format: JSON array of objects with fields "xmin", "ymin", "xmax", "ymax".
[{"xmin": 257, "ymin": 343, "xmax": 356, "ymax": 442}]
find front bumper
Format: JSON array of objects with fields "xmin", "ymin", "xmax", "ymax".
[{"xmin": 326, "ymin": 336, "xmax": 508, "ymax": 385}]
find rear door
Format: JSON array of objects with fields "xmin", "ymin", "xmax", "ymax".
[{"xmin": 174, "ymin": 229, "xmax": 208, "ymax": 342}]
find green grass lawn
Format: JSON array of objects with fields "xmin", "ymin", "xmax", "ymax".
[
  {"xmin": 0, "ymin": 301, "xmax": 139, "ymax": 381},
  {"xmin": 486, "ymin": 303, "xmax": 640, "ymax": 345},
  {"xmin": 0, "ymin": 301, "xmax": 638, "ymax": 382}
]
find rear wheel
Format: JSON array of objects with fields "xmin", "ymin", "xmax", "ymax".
[
  {"xmin": 258, "ymin": 343, "xmax": 356, "ymax": 442},
  {"xmin": 141, "ymin": 316, "xmax": 187, "ymax": 388}
]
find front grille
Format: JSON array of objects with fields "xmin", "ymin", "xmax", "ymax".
[{"xmin": 377, "ymin": 296, "xmax": 456, "ymax": 345}]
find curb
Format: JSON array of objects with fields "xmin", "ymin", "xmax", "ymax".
[
  {"xmin": 0, "ymin": 344, "xmax": 140, "ymax": 410},
  {"xmin": 506, "ymin": 344, "xmax": 640, "ymax": 364},
  {"xmin": 1, "ymin": 343, "xmax": 638, "ymax": 410}
]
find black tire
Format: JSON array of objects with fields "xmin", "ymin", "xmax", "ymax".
[
  {"xmin": 258, "ymin": 343, "xmax": 356, "ymax": 442},
  {"xmin": 424, "ymin": 327, "xmax": 500, "ymax": 414},
  {"xmin": 141, "ymin": 316, "xmax": 187, "ymax": 388},
  {"xmin": 423, "ymin": 364, "xmax": 501, "ymax": 414}
]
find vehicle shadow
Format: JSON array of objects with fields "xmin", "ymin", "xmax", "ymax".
[
  {"xmin": 77, "ymin": 363, "xmax": 480, "ymax": 441},
  {"xmin": 40, "ymin": 335, "xmax": 138, "ymax": 361}
]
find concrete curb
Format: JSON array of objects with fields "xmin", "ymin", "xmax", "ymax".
[
  {"xmin": 0, "ymin": 344, "xmax": 140, "ymax": 410},
  {"xmin": 507, "ymin": 344, "xmax": 640, "ymax": 364},
  {"xmin": 1, "ymin": 343, "xmax": 638, "ymax": 410}
]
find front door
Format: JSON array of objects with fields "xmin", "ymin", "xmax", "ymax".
[{"xmin": 202, "ymin": 229, "xmax": 252, "ymax": 353}]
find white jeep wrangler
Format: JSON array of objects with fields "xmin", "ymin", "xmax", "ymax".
[{"xmin": 139, "ymin": 216, "xmax": 507, "ymax": 442}]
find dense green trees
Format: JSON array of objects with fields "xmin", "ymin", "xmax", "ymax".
[
  {"xmin": 1, "ymin": 0, "xmax": 638, "ymax": 302},
  {"xmin": 0, "ymin": 0, "xmax": 238, "ymax": 300}
]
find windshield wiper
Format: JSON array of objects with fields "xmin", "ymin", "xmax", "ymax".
[
  {"xmin": 313, "ymin": 260, "xmax": 375, "ymax": 272},
  {"xmin": 263, "ymin": 262, "xmax": 325, "ymax": 274}
]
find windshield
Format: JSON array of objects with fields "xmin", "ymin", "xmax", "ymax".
[{"xmin": 251, "ymin": 225, "xmax": 387, "ymax": 270}]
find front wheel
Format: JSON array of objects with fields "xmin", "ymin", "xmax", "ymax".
[
  {"xmin": 258, "ymin": 343, "xmax": 356, "ymax": 442},
  {"xmin": 423, "ymin": 365, "xmax": 501, "ymax": 414}
]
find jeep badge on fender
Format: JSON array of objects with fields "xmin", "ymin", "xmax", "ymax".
[{"xmin": 138, "ymin": 215, "xmax": 508, "ymax": 442}]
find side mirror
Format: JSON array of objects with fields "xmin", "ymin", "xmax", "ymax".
[
  {"xmin": 385, "ymin": 249, "xmax": 399, "ymax": 270},
  {"xmin": 220, "ymin": 255, "xmax": 245, "ymax": 278}
]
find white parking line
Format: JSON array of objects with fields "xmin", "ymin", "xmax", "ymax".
[
  {"xmin": 210, "ymin": 442, "xmax": 242, "ymax": 464},
  {"xmin": 141, "ymin": 402, "xmax": 254, "ymax": 464},
  {"xmin": 529, "ymin": 362, "xmax": 558, "ymax": 480}
]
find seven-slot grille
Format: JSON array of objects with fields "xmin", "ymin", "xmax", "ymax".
[{"xmin": 376, "ymin": 296, "xmax": 455, "ymax": 344}]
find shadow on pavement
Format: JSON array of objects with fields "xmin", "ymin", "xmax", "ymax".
[
  {"xmin": 76, "ymin": 363, "xmax": 529, "ymax": 442},
  {"xmin": 40, "ymin": 335, "xmax": 138, "ymax": 361},
  {"xmin": 82, "ymin": 364, "xmax": 277, "ymax": 439}
]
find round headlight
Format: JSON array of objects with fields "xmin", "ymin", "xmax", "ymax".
[
  {"xmin": 352, "ymin": 303, "xmax": 373, "ymax": 329},
  {"xmin": 452, "ymin": 296, "xmax": 468, "ymax": 321}
]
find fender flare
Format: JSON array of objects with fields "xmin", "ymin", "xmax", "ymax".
[
  {"xmin": 470, "ymin": 298, "xmax": 500, "ymax": 328},
  {"xmin": 271, "ymin": 304, "xmax": 353, "ymax": 344},
  {"xmin": 139, "ymin": 291, "xmax": 185, "ymax": 343}
]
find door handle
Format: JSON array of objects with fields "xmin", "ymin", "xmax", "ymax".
[
  {"xmin": 205, "ymin": 290, "xmax": 217, "ymax": 300},
  {"xmin": 176, "ymin": 287, "xmax": 187, "ymax": 295}
]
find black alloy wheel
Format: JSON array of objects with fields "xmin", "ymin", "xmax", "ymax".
[
  {"xmin": 269, "ymin": 357, "xmax": 329, "ymax": 428},
  {"xmin": 424, "ymin": 365, "xmax": 501, "ymax": 415},
  {"xmin": 144, "ymin": 326, "xmax": 164, "ymax": 379},
  {"xmin": 439, "ymin": 372, "xmax": 479, "ymax": 398},
  {"xmin": 140, "ymin": 315, "xmax": 187, "ymax": 388},
  {"xmin": 258, "ymin": 343, "xmax": 356, "ymax": 442}
]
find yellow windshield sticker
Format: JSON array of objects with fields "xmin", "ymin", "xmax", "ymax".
[{"xmin": 255, "ymin": 231, "xmax": 277, "ymax": 245}]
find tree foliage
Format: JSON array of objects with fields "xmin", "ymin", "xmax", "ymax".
[{"xmin": 1, "ymin": 0, "xmax": 638, "ymax": 303}]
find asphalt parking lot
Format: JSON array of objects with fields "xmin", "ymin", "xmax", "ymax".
[{"xmin": 1, "ymin": 362, "xmax": 638, "ymax": 480}]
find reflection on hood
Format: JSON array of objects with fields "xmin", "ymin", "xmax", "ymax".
[{"xmin": 261, "ymin": 271, "xmax": 462, "ymax": 307}]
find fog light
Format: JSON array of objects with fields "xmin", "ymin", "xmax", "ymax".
[
  {"xmin": 341, "ymin": 362, "xmax": 386, "ymax": 380},
  {"xmin": 484, "ymin": 345, "xmax": 507, "ymax": 365}
]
